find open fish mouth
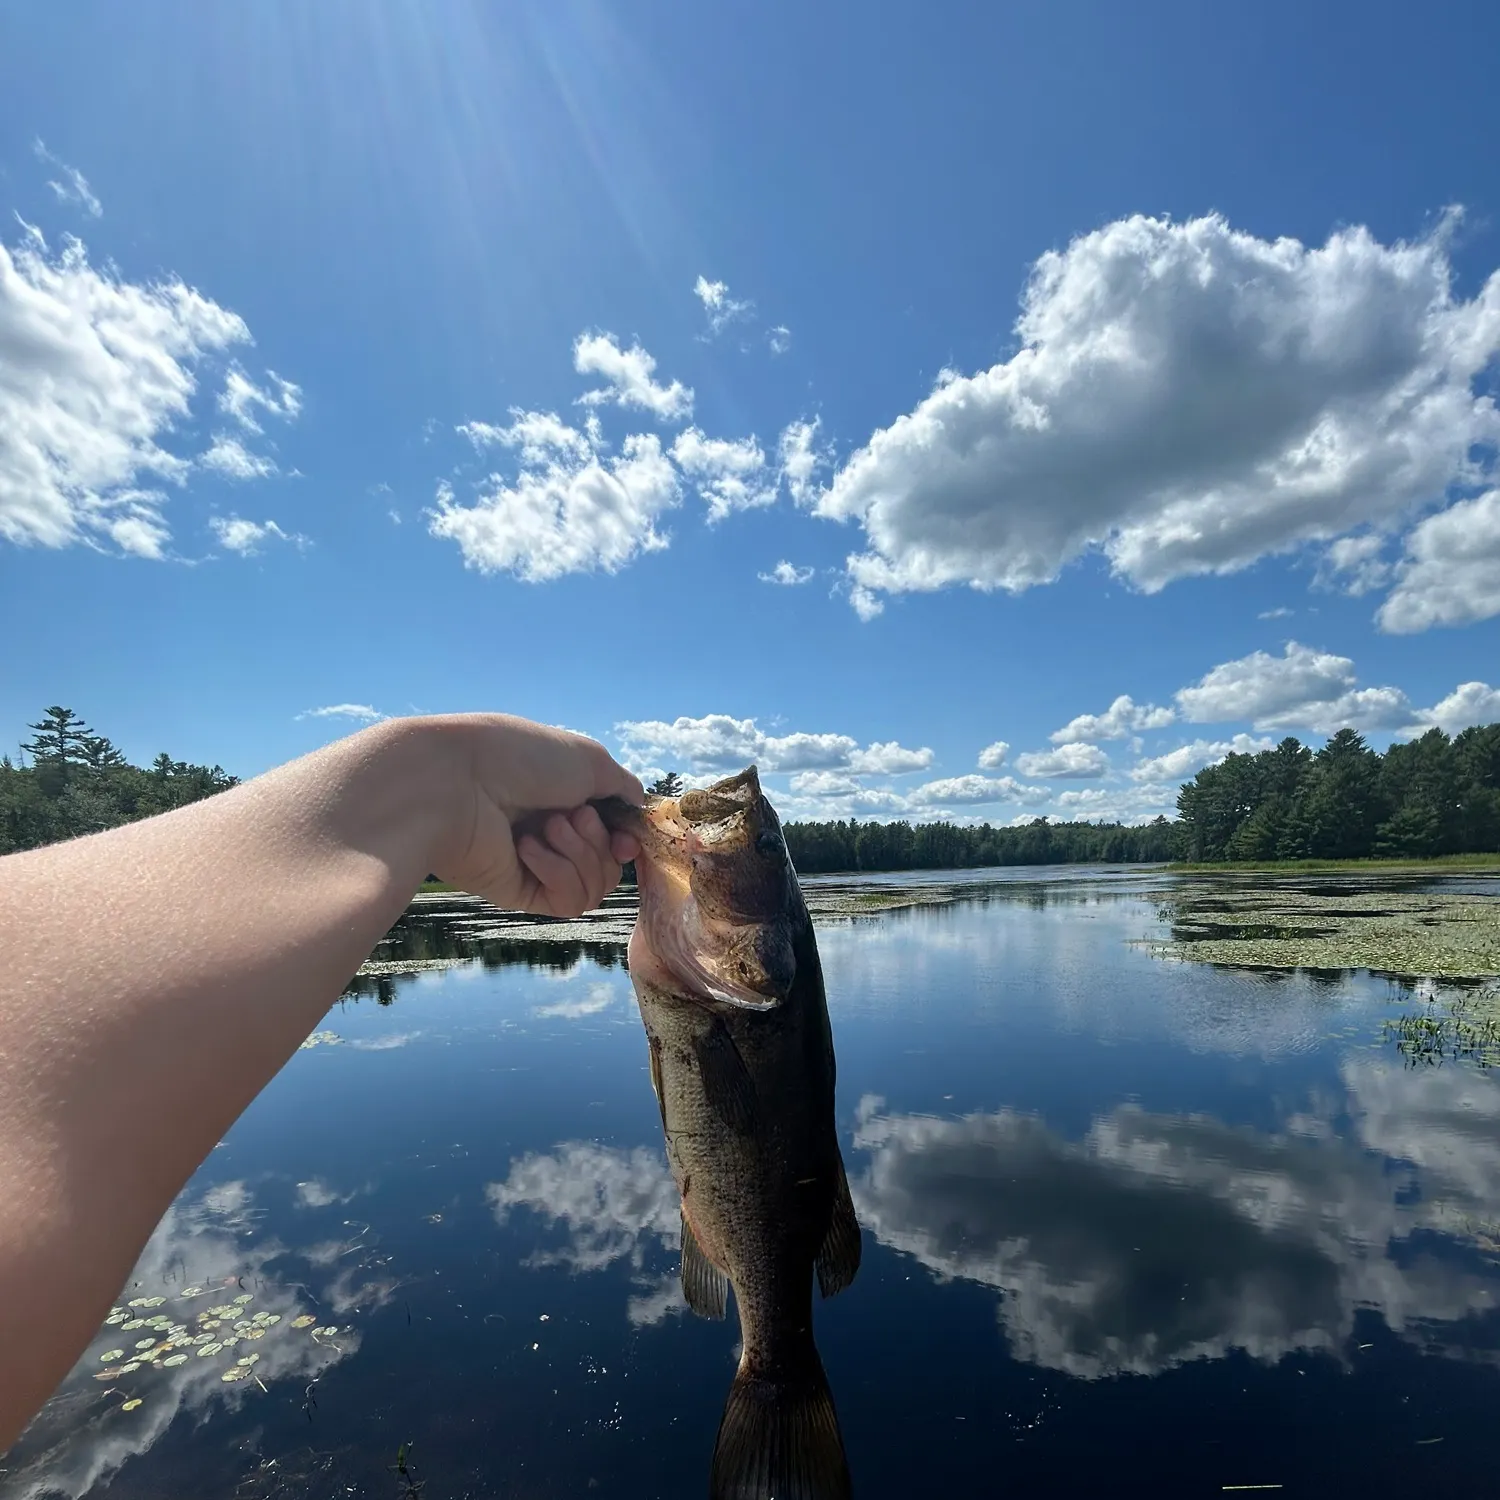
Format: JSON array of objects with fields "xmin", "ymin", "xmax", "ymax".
[{"xmin": 596, "ymin": 767, "xmax": 799, "ymax": 1010}]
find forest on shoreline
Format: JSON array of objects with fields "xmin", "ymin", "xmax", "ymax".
[{"xmin": 5, "ymin": 707, "xmax": 1498, "ymax": 872}]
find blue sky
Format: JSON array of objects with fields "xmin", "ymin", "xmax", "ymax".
[{"xmin": 2, "ymin": 0, "xmax": 1498, "ymax": 825}]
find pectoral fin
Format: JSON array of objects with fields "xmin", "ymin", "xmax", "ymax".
[
  {"xmin": 646, "ymin": 1035, "xmax": 668, "ymax": 1133},
  {"xmin": 815, "ymin": 1155, "xmax": 861, "ymax": 1299},
  {"xmin": 692, "ymin": 1021, "xmax": 757, "ymax": 1134},
  {"xmin": 680, "ymin": 1212, "xmax": 729, "ymax": 1321}
]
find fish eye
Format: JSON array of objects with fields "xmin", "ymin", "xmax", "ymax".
[{"xmin": 755, "ymin": 831, "xmax": 782, "ymax": 857}]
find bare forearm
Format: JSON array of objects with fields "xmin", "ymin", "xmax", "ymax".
[{"xmin": 0, "ymin": 716, "xmax": 467, "ymax": 1445}]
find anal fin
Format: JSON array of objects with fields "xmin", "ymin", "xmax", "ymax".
[
  {"xmin": 815, "ymin": 1155, "xmax": 861, "ymax": 1299},
  {"xmin": 680, "ymin": 1211, "xmax": 729, "ymax": 1321},
  {"xmin": 692, "ymin": 1020, "xmax": 757, "ymax": 1134}
]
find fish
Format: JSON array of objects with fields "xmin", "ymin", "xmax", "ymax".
[{"xmin": 596, "ymin": 766, "xmax": 861, "ymax": 1500}]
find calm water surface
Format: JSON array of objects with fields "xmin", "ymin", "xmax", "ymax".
[{"xmin": 7, "ymin": 869, "xmax": 1500, "ymax": 1498}]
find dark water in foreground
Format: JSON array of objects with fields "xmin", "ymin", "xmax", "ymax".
[{"xmin": 7, "ymin": 869, "xmax": 1500, "ymax": 1498}]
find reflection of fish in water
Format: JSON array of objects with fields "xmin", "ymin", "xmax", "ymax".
[{"xmin": 597, "ymin": 767, "xmax": 861, "ymax": 1500}]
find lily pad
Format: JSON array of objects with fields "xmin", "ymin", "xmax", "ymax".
[
  {"xmin": 290, "ymin": 1315, "xmax": 316, "ymax": 1329},
  {"xmin": 162, "ymin": 1354, "xmax": 188, "ymax": 1367},
  {"xmin": 221, "ymin": 1367, "xmax": 249, "ymax": 1382},
  {"xmin": 121, "ymin": 1399, "xmax": 142, "ymax": 1412},
  {"xmin": 99, "ymin": 1350, "xmax": 124, "ymax": 1363},
  {"xmin": 245, "ymin": 1327, "xmax": 266, "ymax": 1340},
  {"xmin": 117, "ymin": 1362, "xmax": 140, "ymax": 1374},
  {"xmin": 196, "ymin": 1342, "xmax": 224, "ymax": 1357},
  {"xmin": 93, "ymin": 1371, "xmax": 117, "ymax": 1382},
  {"xmin": 133, "ymin": 1339, "xmax": 155, "ymax": 1351},
  {"xmin": 121, "ymin": 1319, "xmax": 145, "ymax": 1331},
  {"xmin": 233, "ymin": 1293, "xmax": 254, "ymax": 1305},
  {"xmin": 236, "ymin": 1353, "xmax": 260, "ymax": 1366}
]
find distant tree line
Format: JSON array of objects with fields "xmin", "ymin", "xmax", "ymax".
[
  {"xmin": 0, "ymin": 707, "xmax": 239, "ymax": 855},
  {"xmin": 9, "ymin": 711, "xmax": 1497, "ymax": 873},
  {"xmin": 780, "ymin": 814, "xmax": 1175, "ymax": 873},
  {"xmin": 1174, "ymin": 725, "xmax": 1500, "ymax": 862}
]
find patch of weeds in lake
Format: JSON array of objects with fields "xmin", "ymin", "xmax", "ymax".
[
  {"xmin": 1384, "ymin": 984, "xmax": 1500, "ymax": 1069},
  {"xmin": 1144, "ymin": 880, "xmax": 1500, "ymax": 979}
]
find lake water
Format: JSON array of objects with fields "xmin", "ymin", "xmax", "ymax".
[{"xmin": 7, "ymin": 868, "xmax": 1500, "ymax": 1498}]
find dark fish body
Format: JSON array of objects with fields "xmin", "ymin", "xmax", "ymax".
[{"xmin": 598, "ymin": 768, "xmax": 860, "ymax": 1500}]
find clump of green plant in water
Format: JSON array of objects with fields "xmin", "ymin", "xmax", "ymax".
[
  {"xmin": 1145, "ymin": 882, "xmax": 1500, "ymax": 979},
  {"xmin": 1385, "ymin": 985, "xmax": 1500, "ymax": 1068}
]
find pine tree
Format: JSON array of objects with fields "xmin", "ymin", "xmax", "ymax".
[{"xmin": 22, "ymin": 707, "xmax": 92, "ymax": 766}]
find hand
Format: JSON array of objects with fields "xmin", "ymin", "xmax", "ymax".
[{"xmin": 428, "ymin": 715, "xmax": 643, "ymax": 917}]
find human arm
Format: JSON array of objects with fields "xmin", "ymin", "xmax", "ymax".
[{"xmin": 0, "ymin": 713, "xmax": 642, "ymax": 1448}]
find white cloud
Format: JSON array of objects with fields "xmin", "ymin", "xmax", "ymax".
[
  {"xmin": 1128, "ymin": 734, "xmax": 1275, "ymax": 783},
  {"xmin": 693, "ymin": 275, "xmax": 753, "ymax": 335},
  {"xmin": 1317, "ymin": 532, "xmax": 1392, "ymax": 596},
  {"xmin": 0, "ymin": 224, "xmax": 254, "ymax": 556},
  {"xmin": 1014, "ymin": 743, "xmax": 1111, "ymax": 779},
  {"xmin": 295, "ymin": 1178, "xmax": 363, "ymax": 1208},
  {"xmin": 1053, "ymin": 783, "xmax": 1178, "ymax": 822},
  {"xmin": 1050, "ymin": 695, "xmax": 1175, "ymax": 744},
  {"xmin": 759, "ymin": 560, "xmax": 814, "ymax": 586},
  {"xmin": 1173, "ymin": 641, "xmax": 1415, "ymax": 734},
  {"xmin": 815, "ymin": 212, "xmax": 1500, "ymax": 614},
  {"xmin": 201, "ymin": 435, "xmax": 277, "ymax": 480},
  {"xmin": 485, "ymin": 1142, "xmax": 678, "ymax": 1274},
  {"xmin": 218, "ymin": 365, "xmax": 302, "ymax": 433},
  {"xmin": 617, "ymin": 713, "xmax": 931, "ymax": 777},
  {"xmin": 296, "ymin": 704, "xmax": 384, "ymax": 722},
  {"xmin": 103, "ymin": 504, "xmax": 171, "ymax": 560},
  {"xmin": 849, "ymin": 583, "xmax": 884, "ymax": 621},
  {"xmin": 908, "ymin": 775, "xmax": 1051, "ymax": 807},
  {"xmin": 670, "ymin": 427, "xmax": 775, "ymax": 520},
  {"xmin": 34, "ymin": 138, "xmax": 103, "ymax": 218},
  {"xmin": 210, "ymin": 515, "xmax": 299, "ymax": 555},
  {"xmin": 977, "ymin": 740, "xmax": 1010, "ymax": 770},
  {"xmin": 1258, "ymin": 606, "xmax": 1294, "ymax": 620},
  {"xmin": 574, "ymin": 332, "xmax": 693, "ymax": 421},
  {"xmin": 848, "ymin": 740, "xmax": 934, "ymax": 774},
  {"xmin": 430, "ymin": 411, "xmax": 680, "ymax": 581},
  {"xmin": 768, "ymin": 325, "xmax": 792, "ymax": 355},
  {"xmin": 780, "ymin": 775, "xmax": 914, "ymax": 817},
  {"xmin": 1407, "ymin": 682, "xmax": 1500, "ymax": 736},
  {"xmin": 777, "ymin": 418, "xmax": 830, "ymax": 506},
  {"xmin": 534, "ymin": 983, "xmax": 619, "ymax": 1019},
  {"xmin": 850, "ymin": 1080, "xmax": 1500, "ymax": 1382},
  {"xmin": 1378, "ymin": 488, "xmax": 1500, "ymax": 633}
]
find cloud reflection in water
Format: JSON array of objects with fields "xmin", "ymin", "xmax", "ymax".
[{"xmin": 850, "ymin": 1062, "xmax": 1500, "ymax": 1381}]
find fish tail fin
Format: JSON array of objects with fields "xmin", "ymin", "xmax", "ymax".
[{"xmin": 709, "ymin": 1338, "xmax": 851, "ymax": 1500}]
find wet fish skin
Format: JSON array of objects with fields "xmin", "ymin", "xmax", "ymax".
[{"xmin": 600, "ymin": 768, "xmax": 860, "ymax": 1500}]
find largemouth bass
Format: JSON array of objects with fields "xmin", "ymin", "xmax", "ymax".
[{"xmin": 597, "ymin": 767, "xmax": 861, "ymax": 1500}]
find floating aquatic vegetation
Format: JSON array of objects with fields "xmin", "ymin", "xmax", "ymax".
[
  {"xmin": 355, "ymin": 957, "xmax": 475, "ymax": 977},
  {"xmin": 298, "ymin": 1030, "xmax": 343, "ymax": 1049},
  {"xmin": 117, "ymin": 1362, "xmax": 140, "ymax": 1374},
  {"xmin": 1145, "ymin": 883, "xmax": 1500, "ymax": 978},
  {"xmin": 121, "ymin": 1317, "xmax": 145, "ymax": 1330},
  {"xmin": 99, "ymin": 1350, "xmax": 124, "ymax": 1363},
  {"xmin": 290, "ymin": 1315, "xmax": 317, "ymax": 1329},
  {"xmin": 120, "ymin": 1399, "xmax": 142, "ymax": 1412},
  {"xmin": 162, "ymin": 1354, "xmax": 188, "ymax": 1367}
]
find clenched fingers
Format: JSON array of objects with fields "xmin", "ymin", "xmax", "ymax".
[{"xmin": 515, "ymin": 805, "xmax": 621, "ymax": 918}]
